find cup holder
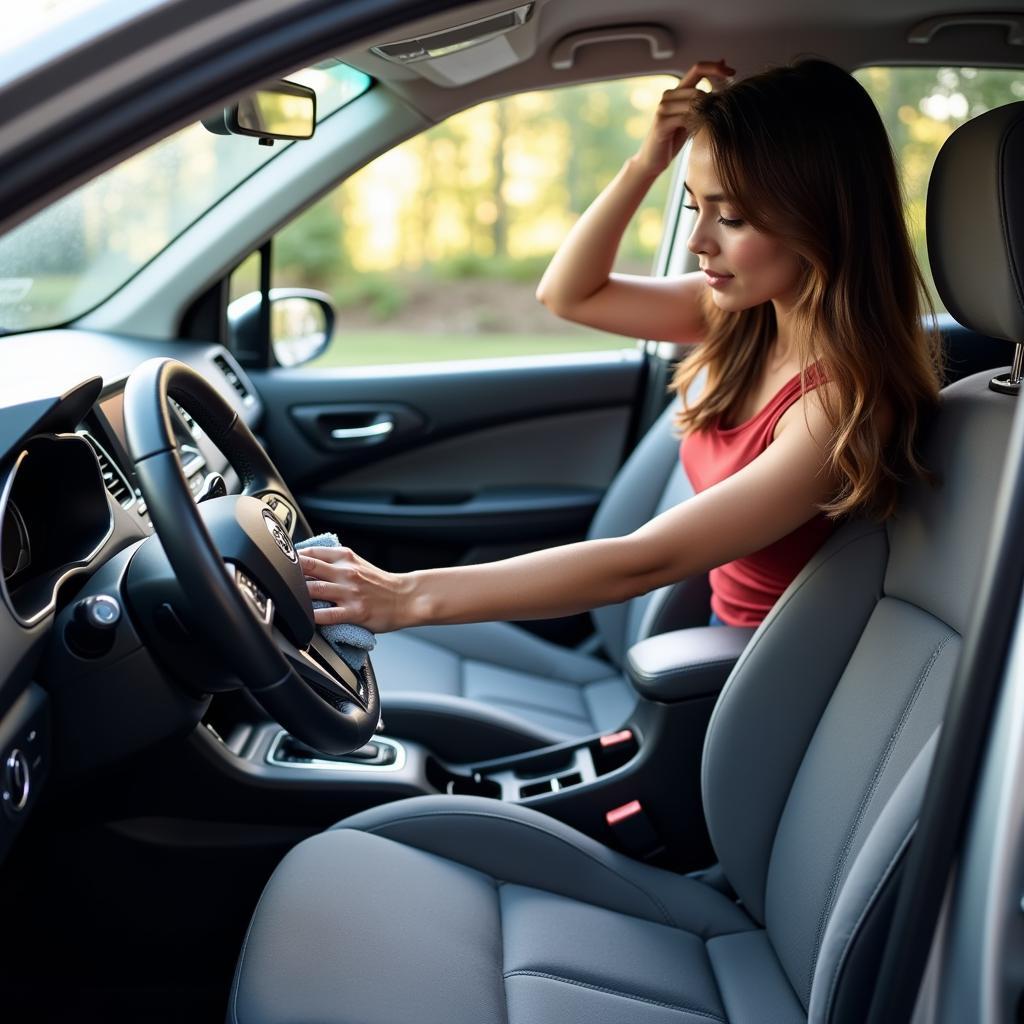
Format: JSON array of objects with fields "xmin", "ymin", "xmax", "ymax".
[
  {"xmin": 426, "ymin": 757, "xmax": 501, "ymax": 798},
  {"xmin": 519, "ymin": 770, "xmax": 583, "ymax": 799},
  {"xmin": 429, "ymin": 729, "xmax": 638, "ymax": 803}
]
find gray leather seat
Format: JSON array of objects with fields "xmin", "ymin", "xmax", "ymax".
[
  {"xmin": 230, "ymin": 103, "xmax": 1024, "ymax": 1024},
  {"xmin": 373, "ymin": 393, "xmax": 713, "ymax": 760}
]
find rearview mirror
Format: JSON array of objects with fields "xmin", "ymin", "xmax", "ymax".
[{"xmin": 202, "ymin": 80, "xmax": 316, "ymax": 143}]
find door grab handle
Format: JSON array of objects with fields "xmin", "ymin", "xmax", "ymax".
[
  {"xmin": 330, "ymin": 420, "xmax": 395, "ymax": 440},
  {"xmin": 907, "ymin": 14, "xmax": 1024, "ymax": 44},
  {"xmin": 550, "ymin": 25, "xmax": 675, "ymax": 70}
]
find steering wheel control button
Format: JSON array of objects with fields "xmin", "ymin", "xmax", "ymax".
[
  {"xmin": 65, "ymin": 594, "xmax": 121, "ymax": 657},
  {"xmin": 234, "ymin": 568, "xmax": 273, "ymax": 624},
  {"xmin": 261, "ymin": 508, "xmax": 297, "ymax": 562},
  {"xmin": 3, "ymin": 749, "xmax": 30, "ymax": 815},
  {"xmin": 264, "ymin": 495, "xmax": 295, "ymax": 533}
]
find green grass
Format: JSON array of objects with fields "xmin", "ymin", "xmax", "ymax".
[{"xmin": 309, "ymin": 332, "xmax": 633, "ymax": 368}]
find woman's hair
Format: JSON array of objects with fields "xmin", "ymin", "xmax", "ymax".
[{"xmin": 671, "ymin": 58, "xmax": 943, "ymax": 520}]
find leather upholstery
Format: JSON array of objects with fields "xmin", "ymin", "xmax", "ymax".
[
  {"xmin": 928, "ymin": 101, "xmax": 1024, "ymax": 343},
  {"xmin": 627, "ymin": 625, "xmax": 756, "ymax": 702},
  {"xmin": 230, "ymin": 797, "xmax": 803, "ymax": 1024}
]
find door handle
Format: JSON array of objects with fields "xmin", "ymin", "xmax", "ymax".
[
  {"xmin": 330, "ymin": 419, "xmax": 395, "ymax": 440},
  {"xmin": 290, "ymin": 403, "xmax": 424, "ymax": 452}
]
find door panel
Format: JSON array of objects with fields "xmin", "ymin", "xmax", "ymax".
[{"xmin": 250, "ymin": 350, "xmax": 645, "ymax": 577}]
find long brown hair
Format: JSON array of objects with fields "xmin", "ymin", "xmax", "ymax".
[{"xmin": 672, "ymin": 59, "xmax": 943, "ymax": 520}]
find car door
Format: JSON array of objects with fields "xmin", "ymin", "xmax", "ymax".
[{"xmin": 229, "ymin": 76, "xmax": 681, "ymax": 639}]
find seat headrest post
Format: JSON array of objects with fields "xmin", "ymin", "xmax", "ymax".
[{"xmin": 990, "ymin": 341, "xmax": 1024, "ymax": 395}]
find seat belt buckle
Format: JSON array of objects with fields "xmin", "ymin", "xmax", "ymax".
[
  {"xmin": 599, "ymin": 729, "xmax": 635, "ymax": 749},
  {"xmin": 593, "ymin": 728, "xmax": 639, "ymax": 773},
  {"xmin": 605, "ymin": 799, "xmax": 664, "ymax": 859}
]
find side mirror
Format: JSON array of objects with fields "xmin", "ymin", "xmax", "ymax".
[
  {"xmin": 203, "ymin": 80, "xmax": 316, "ymax": 144},
  {"xmin": 228, "ymin": 289, "xmax": 335, "ymax": 367}
]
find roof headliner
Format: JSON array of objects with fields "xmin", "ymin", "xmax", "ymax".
[{"xmin": 335, "ymin": 0, "xmax": 1023, "ymax": 121}]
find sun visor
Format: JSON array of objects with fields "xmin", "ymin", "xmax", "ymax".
[{"xmin": 370, "ymin": 3, "xmax": 538, "ymax": 86}]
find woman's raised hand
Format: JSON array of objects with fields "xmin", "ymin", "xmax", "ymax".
[{"xmin": 634, "ymin": 59, "xmax": 735, "ymax": 178}]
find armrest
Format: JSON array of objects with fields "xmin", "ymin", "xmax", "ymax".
[{"xmin": 626, "ymin": 626, "xmax": 755, "ymax": 702}]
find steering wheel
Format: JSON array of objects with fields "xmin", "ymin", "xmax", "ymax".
[{"xmin": 122, "ymin": 357, "xmax": 380, "ymax": 755}]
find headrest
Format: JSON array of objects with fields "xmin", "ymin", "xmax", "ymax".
[{"xmin": 927, "ymin": 101, "xmax": 1024, "ymax": 343}]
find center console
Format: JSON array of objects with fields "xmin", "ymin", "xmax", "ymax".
[{"xmin": 197, "ymin": 623, "xmax": 755, "ymax": 869}]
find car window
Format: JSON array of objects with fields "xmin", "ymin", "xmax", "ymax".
[
  {"xmin": 253, "ymin": 76, "xmax": 676, "ymax": 367},
  {"xmin": 5, "ymin": 0, "xmax": 109, "ymax": 53},
  {"xmin": 855, "ymin": 66, "xmax": 1024, "ymax": 314},
  {"xmin": 0, "ymin": 61, "xmax": 371, "ymax": 334}
]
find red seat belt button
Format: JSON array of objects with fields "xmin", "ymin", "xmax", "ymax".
[
  {"xmin": 605, "ymin": 800, "xmax": 642, "ymax": 826},
  {"xmin": 604, "ymin": 799, "xmax": 663, "ymax": 859},
  {"xmin": 600, "ymin": 729, "xmax": 634, "ymax": 748}
]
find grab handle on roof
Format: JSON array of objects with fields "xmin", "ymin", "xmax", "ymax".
[
  {"xmin": 907, "ymin": 13, "xmax": 1024, "ymax": 45},
  {"xmin": 550, "ymin": 25, "xmax": 675, "ymax": 70}
]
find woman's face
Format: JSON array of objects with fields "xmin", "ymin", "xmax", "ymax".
[{"xmin": 684, "ymin": 132, "xmax": 804, "ymax": 313}]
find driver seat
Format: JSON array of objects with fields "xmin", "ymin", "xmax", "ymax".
[{"xmin": 228, "ymin": 104, "xmax": 1024, "ymax": 1024}]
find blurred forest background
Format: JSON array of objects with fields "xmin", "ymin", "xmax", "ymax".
[{"xmin": 248, "ymin": 65, "xmax": 1024, "ymax": 366}]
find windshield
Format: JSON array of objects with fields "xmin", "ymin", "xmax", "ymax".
[{"xmin": 0, "ymin": 61, "xmax": 371, "ymax": 334}]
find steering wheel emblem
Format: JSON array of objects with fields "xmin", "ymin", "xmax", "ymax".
[{"xmin": 262, "ymin": 508, "xmax": 297, "ymax": 562}]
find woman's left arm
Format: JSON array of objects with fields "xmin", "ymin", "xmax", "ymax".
[{"xmin": 300, "ymin": 397, "xmax": 838, "ymax": 633}]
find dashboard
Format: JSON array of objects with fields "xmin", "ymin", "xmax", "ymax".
[
  {"xmin": 0, "ymin": 332, "xmax": 262, "ymax": 863},
  {"xmin": 0, "ymin": 394, "xmax": 228, "ymax": 627}
]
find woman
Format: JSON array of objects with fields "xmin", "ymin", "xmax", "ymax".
[{"xmin": 300, "ymin": 58, "xmax": 942, "ymax": 633}]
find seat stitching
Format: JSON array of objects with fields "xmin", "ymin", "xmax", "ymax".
[
  {"xmin": 357, "ymin": 810, "xmax": 677, "ymax": 927},
  {"xmin": 496, "ymin": 884, "xmax": 511, "ymax": 1024},
  {"xmin": 699, "ymin": 936, "xmax": 731, "ymax": 1024},
  {"xmin": 804, "ymin": 629, "xmax": 955, "ymax": 1000},
  {"xmin": 822, "ymin": 826, "xmax": 916, "ymax": 1021},
  {"xmin": 502, "ymin": 970, "xmax": 727, "ymax": 1022}
]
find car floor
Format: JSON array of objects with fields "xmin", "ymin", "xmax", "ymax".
[{"xmin": 0, "ymin": 808, "xmax": 291, "ymax": 1023}]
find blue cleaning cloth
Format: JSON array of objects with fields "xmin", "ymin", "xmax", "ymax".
[{"xmin": 296, "ymin": 533, "xmax": 377, "ymax": 673}]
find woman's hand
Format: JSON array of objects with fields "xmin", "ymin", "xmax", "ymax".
[
  {"xmin": 633, "ymin": 59, "xmax": 735, "ymax": 178},
  {"xmin": 299, "ymin": 546, "xmax": 413, "ymax": 634}
]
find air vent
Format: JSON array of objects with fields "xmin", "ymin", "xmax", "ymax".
[
  {"xmin": 79, "ymin": 432, "xmax": 135, "ymax": 510},
  {"xmin": 212, "ymin": 353, "xmax": 255, "ymax": 406}
]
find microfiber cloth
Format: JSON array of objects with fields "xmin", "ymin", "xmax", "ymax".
[{"xmin": 296, "ymin": 532, "xmax": 377, "ymax": 673}]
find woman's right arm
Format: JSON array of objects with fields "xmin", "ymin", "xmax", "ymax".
[{"xmin": 535, "ymin": 59, "xmax": 732, "ymax": 345}]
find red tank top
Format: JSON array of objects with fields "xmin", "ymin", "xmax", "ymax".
[{"xmin": 680, "ymin": 368, "xmax": 834, "ymax": 627}]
